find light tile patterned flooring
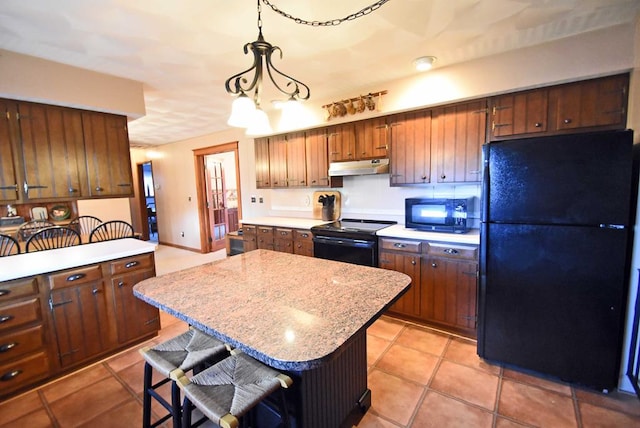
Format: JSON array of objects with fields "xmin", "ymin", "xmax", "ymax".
[{"xmin": 1, "ymin": 245, "xmax": 639, "ymax": 427}]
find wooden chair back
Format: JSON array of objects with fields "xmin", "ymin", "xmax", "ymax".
[
  {"xmin": 17, "ymin": 219, "xmax": 54, "ymax": 242},
  {"xmin": 25, "ymin": 226, "xmax": 81, "ymax": 252},
  {"xmin": 89, "ymin": 220, "xmax": 134, "ymax": 242},
  {"xmin": 0, "ymin": 234, "xmax": 20, "ymax": 256},
  {"xmin": 69, "ymin": 215, "xmax": 102, "ymax": 236}
]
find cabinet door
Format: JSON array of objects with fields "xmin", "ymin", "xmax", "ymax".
[
  {"xmin": 422, "ymin": 257, "xmax": 478, "ymax": 333},
  {"xmin": 242, "ymin": 225, "xmax": 258, "ymax": 252},
  {"xmin": 379, "ymin": 250, "xmax": 421, "ymax": 318},
  {"xmin": 257, "ymin": 226, "xmax": 274, "ymax": 250},
  {"xmin": 389, "ymin": 110, "xmax": 432, "ymax": 185},
  {"xmin": 273, "ymin": 228, "xmax": 293, "ymax": 253},
  {"xmin": 255, "ymin": 137, "xmax": 271, "ymax": 188},
  {"xmin": 268, "ymin": 135, "xmax": 287, "ymax": 188},
  {"xmin": 0, "ymin": 100, "xmax": 20, "ymax": 203},
  {"xmin": 17, "ymin": 102, "xmax": 86, "ymax": 200},
  {"xmin": 327, "ymin": 123, "xmax": 356, "ymax": 162},
  {"xmin": 286, "ymin": 132, "xmax": 307, "ymax": 187},
  {"xmin": 82, "ymin": 112, "xmax": 133, "ymax": 197},
  {"xmin": 432, "ymin": 100, "xmax": 486, "ymax": 183},
  {"xmin": 293, "ymin": 230, "xmax": 313, "ymax": 257},
  {"xmin": 49, "ymin": 281, "xmax": 112, "ymax": 368},
  {"xmin": 490, "ymin": 89, "xmax": 548, "ymax": 138},
  {"xmin": 111, "ymin": 270, "xmax": 159, "ymax": 344},
  {"xmin": 549, "ymin": 74, "xmax": 628, "ymax": 131},
  {"xmin": 305, "ymin": 129, "xmax": 330, "ymax": 187},
  {"xmin": 355, "ymin": 117, "xmax": 388, "ymax": 160}
]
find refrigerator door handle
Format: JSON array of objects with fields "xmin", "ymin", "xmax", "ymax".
[{"xmin": 599, "ymin": 224, "xmax": 625, "ymax": 230}]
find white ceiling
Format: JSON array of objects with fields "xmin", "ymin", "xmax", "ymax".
[{"xmin": 0, "ymin": 0, "xmax": 638, "ymax": 146}]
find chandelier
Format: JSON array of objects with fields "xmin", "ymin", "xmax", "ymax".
[
  {"xmin": 224, "ymin": 0, "xmax": 309, "ymax": 134},
  {"xmin": 224, "ymin": 0, "xmax": 392, "ymax": 135}
]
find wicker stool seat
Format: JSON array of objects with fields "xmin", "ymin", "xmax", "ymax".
[
  {"xmin": 177, "ymin": 350, "xmax": 292, "ymax": 428},
  {"xmin": 140, "ymin": 328, "xmax": 229, "ymax": 428}
]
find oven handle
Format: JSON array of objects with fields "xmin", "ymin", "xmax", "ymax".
[{"xmin": 313, "ymin": 235, "xmax": 376, "ymax": 249}]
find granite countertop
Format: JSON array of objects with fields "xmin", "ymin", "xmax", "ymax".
[
  {"xmin": 134, "ymin": 249, "xmax": 410, "ymax": 371},
  {"xmin": 0, "ymin": 238, "xmax": 157, "ymax": 282},
  {"xmin": 377, "ymin": 224, "xmax": 480, "ymax": 245},
  {"xmin": 240, "ymin": 216, "xmax": 330, "ymax": 230}
]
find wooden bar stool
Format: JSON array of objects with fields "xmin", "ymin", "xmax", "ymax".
[
  {"xmin": 176, "ymin": 349, "xmax": 292, "ymax": 428},
  {"xmin": 140, "ymin": 328, "xmax": 229, "ymax": 428}
]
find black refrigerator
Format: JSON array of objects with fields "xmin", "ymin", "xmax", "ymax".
[{"xmin": 478, "ymin": 129, "xmax": 635, "ymax": 392}]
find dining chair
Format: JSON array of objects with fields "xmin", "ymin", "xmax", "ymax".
[
  {"xmin": 0, "ymin": 234, "xmax": 20, "ymax": 256},
  {"xmin": 69, "ymin": 215, "xmax": 102, "ymax": 236},
  {"xmin": 89, "ymin": 220, "xmax": 135, "ymax": 242},
  {"xmin": 16, "ymin": 219, "xmax": 54, "ymax": 242},
  {"xmin": 25, "ymin": 226, "xmax": 81, "ymax": 252}
]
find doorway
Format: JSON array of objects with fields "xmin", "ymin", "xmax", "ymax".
[
  {"xmin": 138, "ymin": 162, "xmax": 158, "ymax": 242},
  {"xmin": 194, "ymin": 142, "xmax": 241, "ymax": 253}
]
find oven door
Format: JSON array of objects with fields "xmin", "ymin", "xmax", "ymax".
[{"xmin": 313, "ymin": 235, "xmax": 377, "ymax": 267}]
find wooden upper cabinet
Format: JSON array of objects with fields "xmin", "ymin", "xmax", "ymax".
[
  {"xmin": 82, "ymin": 112, "xmax": 133, "ymax": 197},
  {"xmin": 0, "ymin": 100, "xmax": 20, "ymax": 203},
  {"xmin": 355, "ymin": 117, "xmax": 389, "ymax": 160},
  {"xmin": 327, "ymin": 123, "xmax": 356, "ymax": 162},
  {"xmin": 254, "ymin": 137, "xmax": 270, "ymax": 188},
  {"xmin": 432, "ymin": 100, "xmax": 486, "ymax": 183},
  {"xmin": 548, "ymin": 74, "xmax": 628, "ymax": 131},
  {"xmin": 490, "ymin": 89, "xmax": 548, "ymax": 138},
  {"xmin": 17, "ymin": 102, "xmax": 86, "ymax": 200},
  {"xmin": 268, "ymin": 134, "xmax": 288, "ymax": 188},
  {"xmin": 285, "ymin": 132, "xmax": 307, "ymax": 187},
  {"xmin": 389, "ymin": 110, "xmax": 432, "ymax": 185},
  {"xmin": 305, "ymin": 128, "xmax": 329, "ymax": 187}
]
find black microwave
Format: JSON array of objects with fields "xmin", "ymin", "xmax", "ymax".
[{"xmin": 405, "ymin": 198, "xmax": 472, "ymax": 233}]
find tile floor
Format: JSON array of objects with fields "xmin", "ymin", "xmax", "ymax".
[{"xmin": 1, "ymin": 245, "xmax": 639, "ymax": 427}]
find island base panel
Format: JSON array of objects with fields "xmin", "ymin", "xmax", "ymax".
[{"xmin": 288, "ymin": 330, "xmax": 370, "ymax": 428}]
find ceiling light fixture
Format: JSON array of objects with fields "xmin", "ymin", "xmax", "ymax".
[
  {"xmin": 413, "ymin": 56, "xmax": 437, "ymax": 71},
  {"xmin": 225, "ymin": 0, "xmax": 310, "ymax": 130}
]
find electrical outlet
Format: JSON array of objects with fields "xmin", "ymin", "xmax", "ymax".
[
  {"xmin": 251, "ymin": 196, "xmax": 256, "ymax": 203},
  {"xmin": 181, "ymin": 231, "xmax": 184, "ymax": 237},
  {"xmin": 259, "ymin": 197, "xmax": 264, "ymax": 203}
]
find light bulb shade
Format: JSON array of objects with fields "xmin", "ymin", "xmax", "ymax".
[
  {"xmin": 413, "ymin": 56, "xmax": 436, "ymax": 71},
  {"xmin": 278, "ymin": 99, "xmax": 305, "ymax": 131},
  {"xmin": 227, "ymin": 94, "xmax": 256, "ymax": 128},
  {"xmin": 246, "ymin": 108, "xmax": 273, "ymax": 136}
]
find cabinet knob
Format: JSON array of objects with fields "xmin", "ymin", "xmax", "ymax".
[
  {"xmin": 124, "ymin": 261, "xmax": 139, "ymax": 269},
  {"xmin": 1, "ymin": 369, "xmax": 21, "ymax": 382},
  {"xmin": 534, "ymin": 122, "xmax": 542, "ymax": 128},
  {"xmin": 440, "ymin": 174, "xmax": 446, "ymax": 180},
  {"xmin": 68, "ymin": 188, "xmax": 79, "ymax": 193},
  {"xmin": 563, "ymin": 118, "xmax": 572, "ymax": 124},
  {"xmin": 0, "ymin": 315, "xmax": 12, "ymax": 323},
  {"xmin": 411, "ymin": 260, "xmax": 416, "ymax": 265},
  {"xmin": 95, "ymin": 187, "xmax": 104, "ymax": 192},
  {"xmin": 421, "ymin": 175, "xmax": 427, "ymax": 180},
  {"xmin": 118, "ymin": 281, "xmax": 125, "ymax": 288},
  {"xmin": 431, "ymin": 262, "xmax": 438, "ymax": 268},
  {"xmin": 0, "ymin": 342, "xmax": 17, "ymax": 353},
  {"xmin": 92, "ymin": 288, "xmax": 100, "ymax": 294}
]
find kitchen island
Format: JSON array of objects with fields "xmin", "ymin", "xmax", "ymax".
[{"xmin": 134, "ymin": 249, "xmax": 411, "ymax": 428}]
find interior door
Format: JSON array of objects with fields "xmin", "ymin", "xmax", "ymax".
[{"xmin": 205, "ymin": 158, "xmax": 227, "ymax": 252}]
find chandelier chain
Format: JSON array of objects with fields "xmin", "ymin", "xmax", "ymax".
[{"xmin": 260, "ymin": 0, "xmax": 392, "ymax": 27}]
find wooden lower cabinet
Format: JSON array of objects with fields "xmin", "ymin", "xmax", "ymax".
[
  {"xmin": 379, "ymin": 237, "xmax": 478, "ymax": 338},
  {"xmin": 242, "ymin": 223, "xmax": 314, "ymax": 257},
  {"xmin": 0, "ymin": 251, "xmax": 159, "ymax": 400}
]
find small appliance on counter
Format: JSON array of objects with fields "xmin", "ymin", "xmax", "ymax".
[{"xmin": 405, "ymin": 197, "xmax": 472, "ymax": 233}]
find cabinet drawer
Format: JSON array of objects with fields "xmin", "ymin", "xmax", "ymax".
[
  {"xmin": 110, "ymin": 253, "xmax": 154, "ymax": 276},
  {"xmin": 242, "ymin": 225, "xmax": 257, "ymax": 235},
  {"xmin": 0, "ymin": 325, "xmax": 45, "ymax": 364},
  {"xmin": 0, "ymin": 278, "xmax": 38, "ymax": 304},
  {"xmin": 257, "ymin": 226, "xmax": 274, "ymax": 237},
  {"xmin": 50, "ymin": 265, "xmax": 102, "ymax": 290},
  {"xmin": 274, "ymin": 228, "xmax": 292, "ymax": 239},
  {"xmin": 426, "ymin": 243, "xmax": 478, "ymax": 260},
  {"xmin": 380, "ymin": 238, "xmax": 422, "ymax": 253},
  {"xmin": 0, "ymin": 351, "xmax": 50, "ymax": 396},
  {"xmin": 0, "ymin": 298, "xmax": 41, "ymax": 333},
  {"xmin": 294, "ymin": 230, "xmax": 313, "ymax": 242}
]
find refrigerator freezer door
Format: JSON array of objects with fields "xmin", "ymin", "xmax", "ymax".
[
  {"xmin": 485, "ymin": 130, "xmax": 633, "ymax": 226},
  {"xmin": 478, "ymin": 222, "xmax": 628, "ymax": 390}
]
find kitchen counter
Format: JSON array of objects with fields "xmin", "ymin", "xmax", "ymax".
[
  {"xmin": 240, "ymin": 216, "xmax": 330, "ymax": 230},
  {"xmin": 134, "ymin": 249, "xmax": 410, "ymax": 427},
  {"xmin": 377, "ymin": 224, "xmax": 480, "ymax": 245},
  {"xmin": 0, "ymin": 238, "xmax": 157, "ymax": 282}
]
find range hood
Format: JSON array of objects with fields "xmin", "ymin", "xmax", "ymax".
[{"xmin": 328, "ymin": 158, "xmax": 390, "ymax": 176}]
